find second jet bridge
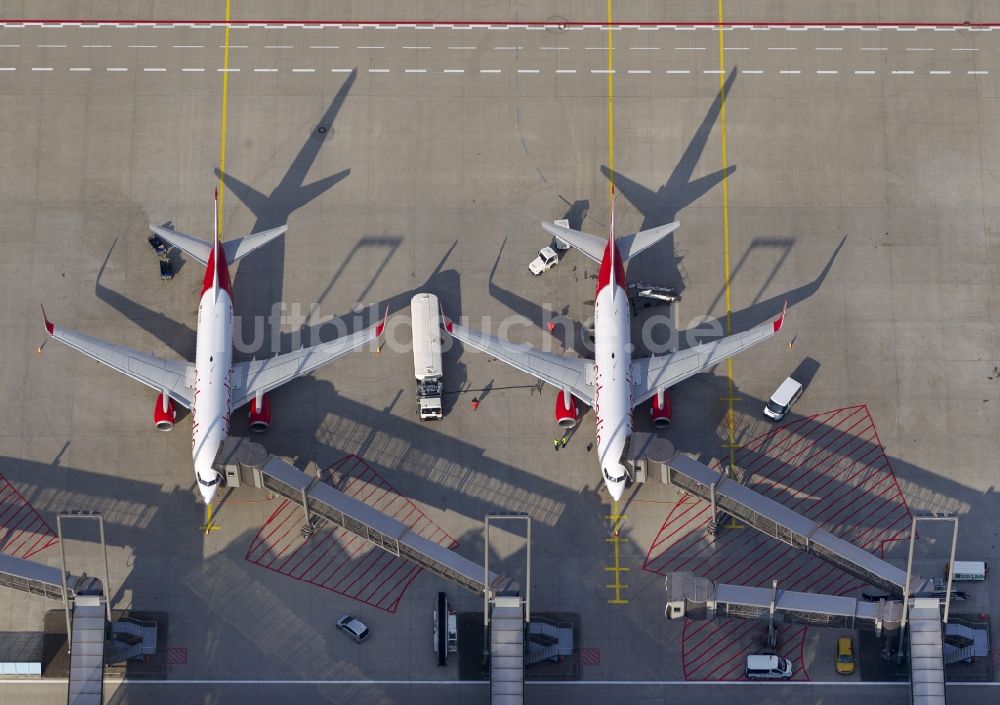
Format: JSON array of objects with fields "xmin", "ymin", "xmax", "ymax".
[{"xmin": 657, "ymin": 453, "xmax": 928, "ymax": 597}]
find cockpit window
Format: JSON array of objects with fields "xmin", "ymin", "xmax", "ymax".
[
  {"xmin": 602, "ymin": 468, "xmax": 626, "ymax": 483},
  {"xmin": 197, "ymin": 474, "xmax": 220, "ymax": 487}
]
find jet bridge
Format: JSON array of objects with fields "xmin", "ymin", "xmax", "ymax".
[
  {"xmin": 653, "ymin": 452, "xmax": 930, "ymax": 597},
  {"xmin": 214, "ymin": 438, "xmax": 516, "ymax": 597}
]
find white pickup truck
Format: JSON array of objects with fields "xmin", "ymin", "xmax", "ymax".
[{"xmin": 528, "ymin": 246, "xmax": 559, "ymax": 275}]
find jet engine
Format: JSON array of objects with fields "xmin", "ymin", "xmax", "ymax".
[
  {"xmin": 249, "ymin": 393, "xmax": 271, "ymax": 432},
  {"xmin": 554, "ymin": 390, "xmax": 579, "ymax": 428},
  {"xmin": 649, "ymin": 389, "xmax": 672, "ymax": 428},
  {"xmin": 154, "ymin": 393, "xmax": 176, "ymax": 431}
]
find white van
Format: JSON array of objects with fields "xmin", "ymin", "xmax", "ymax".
[
  {"xmin": 764, "ymin": 377, "xmax": 804, "ymax": 420},
  {"xmin": 745, "ymin": 653, "xmax": 793, "ymax": 680},
  {"xmin": 949, "ymin": 561, "xmax": 987, "ymax": 582}
]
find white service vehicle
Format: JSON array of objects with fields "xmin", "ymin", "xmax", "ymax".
[
  {"xmin": 411, "ymin": 293, "xmax": 445, "ymax": 420},
  {"xmin": 528, "ymin": 246, "xmax": 559, "ymax": 275},
  {"xmin": 764, "ymin": 377, "xmax": 804, "ymax": 421},
  {"xmin": 745, "ymin": 653, "xmax": 793, "ymax": 680}
]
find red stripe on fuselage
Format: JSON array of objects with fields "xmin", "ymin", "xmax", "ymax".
[
  {"xmin": 201, "ymin": 243, "xmax": 233, "ymax": 298},
  {"xmin": 595, "ymin": 238, "xmax": 627, "ymax": 297}
]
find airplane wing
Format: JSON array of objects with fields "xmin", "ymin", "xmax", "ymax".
[
  {"xmin": 540, "ymin": 222, "xmax": 605, "ymax": 262},
  {"xmin": 541, "ymin": 221, "xmax": 680, "ymax": 263},
  {"xmin": 444, "ymin": 318, "xmax": 593, "ymax": 406},
  {"xmin": 221, "ymin": 226, "xmax": 288, "ymax": 263},
  {"xmin": 41, "ymin": 306, "xmax": 194, "ymax": 408},
  {"xmin": 631, "ymin": 303, "xmax": 787, "ymax": 406},
  {"xmin": 231, "ymin": 311, "xmax": 387, "ymax": 409}
]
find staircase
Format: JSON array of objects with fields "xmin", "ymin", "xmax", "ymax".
[{"xmin": 67, "ymin": 595, "xmax": 105, "ymax": 705}]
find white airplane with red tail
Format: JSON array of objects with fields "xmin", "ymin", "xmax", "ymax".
[
  {"xmin": 42, "ymin": 191, "xmax": 386, "ymax": 508},
  {"xmin": 443, "ymin": 203, "xmax": 786, "ymax": 501}
]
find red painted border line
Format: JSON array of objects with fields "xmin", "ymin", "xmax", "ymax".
[{"xmin": 0, "ymin": 19, "xmax": 997, "ymax": 29}]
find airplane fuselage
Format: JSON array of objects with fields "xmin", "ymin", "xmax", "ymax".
[
  {"xmin": 592, "ymin": 239, "xmax": 633, "ymax": 501},
  {"xmin": 192, "ymin": 284, "xmax": 234, "ymax": 504}
]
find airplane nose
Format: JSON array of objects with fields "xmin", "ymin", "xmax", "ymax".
[
  {"xmin": 608, "ymin": 482, "xmax": 624, "ymax": 502},
  {"xmin": 199, "ymin": 484, "xmax": 217, "ymax": 506}
]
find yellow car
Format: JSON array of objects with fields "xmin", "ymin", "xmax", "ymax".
[{"xmin": 836, "ymin": 637, "xmax": 855, "ymax": 675}]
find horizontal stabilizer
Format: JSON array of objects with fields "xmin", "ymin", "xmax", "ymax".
[
  {"xmin": 148, "ymin": 224, "xmax": 287, "ymax": 266},
  {"xmin": 541, "ymin": 220, "xmax": 680, "ymax": 263}
]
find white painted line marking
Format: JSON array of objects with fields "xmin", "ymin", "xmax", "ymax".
[
  {"xmin": 854, "ymin": 70, "xmax": 876, "ymax": 74},
  {"xmin": 862, "ymin": 47, "xmax": 888, "ymax": 51},
  {"xmin": 265, "ymin": 45, "xmax": 293, "ymax": 49},
  {"xmin": 357, "ymin": 46, "xmax": 385, "ymax": 50},
  {"xmin": 402, "ymin": 46, "xmax": 431, "ymax": 50},
  {"xmin": 31, "ymin": 67, "xmax": 53, "ymax": 71},
  {"xmin": 780, "ymin": 69, "xmax": 801, "ymax": 74},
  {"xmin": 952, "ymin": 47, "xmax": 978, "ymax": 51},
  {"xmin": 629, "ymin": 47, "xmax": 660, "ymax": 50},
  {"xmin": 817, "ymin": 70, "xmax": 838, "ymax": 74},
  {"xmin": 143, "ymin": 67, "xmax": 166, "ymax": 72},
  {"xmin": 905, "ymin": 47, "xmax": 933, "ymax": 51},
  {"xmin": 816, "ymin": 47, "xmax": 843, "ymax": 51},
  {"xmin": 128, "ymin": 45, "xmax": 157, "ymax": 48},
  {"xmin": 404, "ymin": 68, "xmax": 427, "ymax": 73},
  {"xmin": 369, "ymin": 68, "xmax": 389, "ymax": 72},
  {"xmin": 591, "ymin": 69, "xmax": 615, "ymax": 73},
  {"xmin": 929, "ymin": 70, "xmax": 951, "ymax": 75},
  {"xmin": 891, "ymin": 70, "xmax": 914, "ymax": 74},
  {"xmin": 518, "ymin": 68, "xmax": 540, "ymax": 73},
  {"xmin": 182, "ymin": 67, "xmax": 205, "ymax": 72},
  {"xmin": 585, "ymin": 47, "xmax": 609, "ymax": 50},
  {"xmin": 82, "ymin": 45, "xmax": 111, "ymax": 48},
  {"xmin": 968, "ymin": 70, "xmax": 989, "ymax": 75},
  {"xmin": 448, "ymin": 46, "xmax": 476, "ymax": 50},
  {"xmin": 443, "ymin": 69, "xmax": 464, "ymax": 73},
  {"xmin": 254, "ymin": 68, "xmax": 278, "ymax": 72},
  {"xmin": 495, "ymin": 46, "xmax": 522, "ymax": 50},
  {"xmin": 0, "ymin": 67, "xmax": 15, "ymax": 71},
  {"xmin": 173, "ymin": 45, "xmax": 204, "ymax": 48},
  {"xmin": 292, "ymin": 68, "xmax": 315, "ymax": 72},
  {"xmin": 768, "ymin": 46, "xmax": 797, "ymax": 50},
  {"xmin": 675, "ymin": 47, "xmax": 706, "ymax": 50},
  {"xmin": 309, "ymin": 45, "xmax": 339, "ymax": 49},
  {"xmin": 225, "ymin": 46, "xmax": 248, "ymax": 49},
  {"xmin": 0, "ymin": 45, "xmax": 21, "ymax": 48},
  {"xmin": 69, "ymin": 67, "xmax": 91, "ymax": 71},
  {"xmin": 555, "ymin": 69, "xmax": 577, "ymax": 74},
  {"xmin": 703, "ymin": 69, "xmax": 724, "ymax": 74},
  {"xmin": 37, "ymin": 44, "xmax": 66, "ymax": 48},
  {"xmin": 107, "ymin": 67, "xmax": 127, "ymax": 72},
  {"xmin": 540, "ymin": 47, "xmax": 569, "ymax": 50},
  {"xmin": 331, "ymin": 68, "xmax": 353, "ymax": 72},
  {"xmin": 666, "ymin": 69, "xmax": 691, "ymax": 74},
  {"xmin": 724, "ymin": 47, "xmax": 749, "ymax": 51},
  {"xmin": 480, "ymin": 69, "xmax": 501, "ymax": 73},
  {"xmin": 742, "ymin": 69, "xmax": 764, "ymax": 74},
  {"xmin": 628, "ymin": 69, "xmax": 651, "ymax": 74},
  {"xmin": 218, "ymin": 68, "xmax": 239, "ymax": 72}
]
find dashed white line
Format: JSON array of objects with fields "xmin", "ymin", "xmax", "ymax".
[
  {"xmin": 254, "ymin": 68, "xmax": 278, "ymax": 72},
  {"xmin": 266, "ymin": 45, "xmax": 293, "ymax": 49},
  {"xmin": 443, "ymin": 68, "xmax": 464, "ymax": 73},
  {"xmin": 628, "ymin": 69, "xmax": 651, "ymax": 74},
  {"xmin": 703, "ymin": 69, "xmax": 724, "ymax": 74},
  {"xmin": 591, "ymin": 69, "xmax": 615, "ymax": 74},
  {"xmin": 540, "ymin": 46, "xmax": 569, "ymax": 50},
  {"xmin": 929, "ymin": 70, "xmax": 952, "ymax": 75},
  {"xmin": 724, "ymin": 47, "xmax": 749, "ymax": 51},
  {"xmin": 404, "ymin": 68, "xmax": 427, "ymax": 73},
  {"xmin": 173, "ymin": 45, "xmax": 204, "ymax": 49},
  {"xmin": 143, "ymin": 67, "xmax": 166, "ymax": 72},
  {"xmin": 225, "ymin": 46, "xmax": 248, "ymax": 49},
  {"xmin": 780, "ymin": 69, "xmax": 801, "ymax": 74},
  {"xmin": 217, "ymin": 67, "xmax": 239, "ymax": 72},
  {"xmin": 309, "ymin": 45, "xmax": 339, "ymax": 49},
  {"xmin": 495, "ymin": 46, "xmax": 522, "ymax": 50},
  {"xmin": 37, "ymin": 44, "xmax": 66, "ymax": 48},
  {"xmin": 817, "ymin": 70, "xmax": 838, "ymax": 74},
  {"xmin": 768, "ymin": 47, "xmax": 797, "ymax": 51},
  {"xmin": 675, "ymin": 47, "xmax": 706, "ymax": 51},
  {"xmin": 891, "ymin": 70, "xmax": 914, "ymax": 75},
  {"xmin": 0, "ymin": 44, "xmax": 21, "ymax": 48},
  {"xmin": 816, "ymin": 47, "xmax": 843, "ymax": 51},
  {"xmin": 854, "ymin": 70, "xmax": 876, "ymax": 74},
  {"xmin": 968, "ymin": 70, "xmax": 989, "ymax": 75},
  {"xmin": 951, "ymin": 47, "xmax": 978, "ymax": 51},
  {"xmin": 128, "ymin": 45, "xmax": 157, "ymax": 48},
  {"xmin": 107, "ymin": 67, "xmax": 127, "ymax": 72},
  {"xmin": 448, "ymin": 46, "xmax": 476, "ymax": 50},
  {"xmin": 906, "ymin": 47, "xmax": 934, "ymax": 51},
  {"xmin": 629, "ymin": 46, "xmax": 659, "ymax": 50},
  {"xmin": 0, "ymin": 67, "xmax": 15, "ymax": 71},
  {"xmin": 31, "ymin": 67, "xmax": 53, "ymax": 71},
  {"xmin": 82, "ymin": 45, "xmax": 111, "ymax": 48},
  {"xmin": 480, "ymin": 69, "xmax": 501, "ymax": 73},
  {"xmin": 69, "ymin": 67, "xmax": 91, "ymax": 72},
  {"xmin": 862, "ymin": 47, "xmax": 888, "ymax": 51},
  {"xmin": 517, "ymin": 68, "xmax": 539, "ymax": 73},
  {"xmin": 292, "ymin": 68, "xmax": 315, "ymax": 73},
  {"xmin": 369, "ymin": 68, "xmax": 390, "ymax": 72},
  {"xmin": 181, "ymin": 68, "xmax": 205, "ymax": 72},
  {"xmin": 742, "ymin": 69, "xmax": 764, "ymax": 74},
  {"xmin": 585, "ymin": 47, "xmax": 608, "ymax": 50},
  {"xmin": 402, "ymin": 46, "xmax": 431, "ymax": 50},
  {"xmin": 331, "ymin": 68, "xmax": 353, "ymax": 72},
  {"xmin": 555, "ymin": 69, "xmax": 576, "ymax": 74},
  {"xmin": 666, "ymin": 69, "xmax": 690, "ymax": 74}
]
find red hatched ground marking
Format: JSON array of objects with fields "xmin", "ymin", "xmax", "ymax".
[
  {"xmin": 166, "ymin": 647, "xmax": 187, "ymax": 665},
  {"xmin": 245, "ymin": 455, "xmax": 458, "ymax": 613},
  {"xmin": 581, "ymin": 648, "xmax": 600, "ymax": 666},
  {"xmin": 0, "ymin": 474, "xmax": 59, "ymax": 560},
  {"xmin": 643, "ymin": 405, "xmax": 912, "ymax": 681}
]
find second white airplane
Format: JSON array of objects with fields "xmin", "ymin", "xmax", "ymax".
[
  {"xmin": 42, "ymin": 191, "xmax": 386, "ymax": 507},
  {"xmin": 443, "ymin": 208, "xmax": 786, "ymax": 500}
]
